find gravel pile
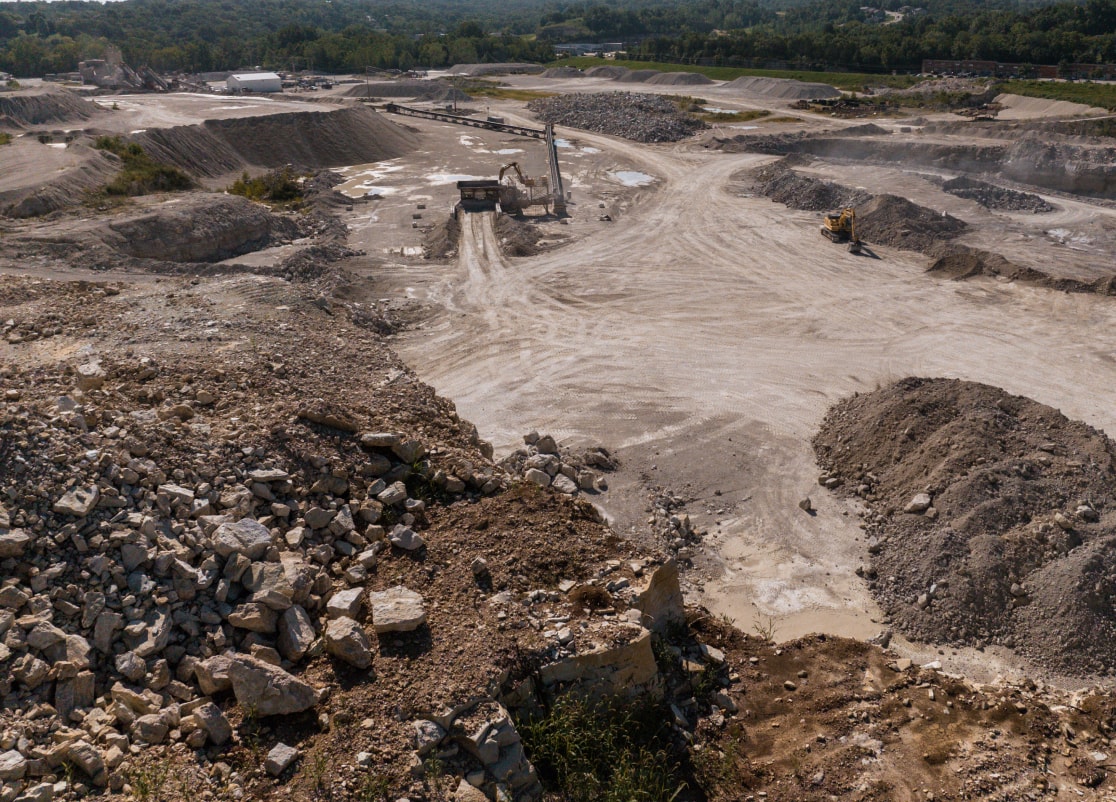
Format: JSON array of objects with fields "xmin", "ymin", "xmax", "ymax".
[
  {"xmin": 527, "ymin": 92, "xmax": 707, "ymax": 143},
  {"xmin": 855, "ymin": 193, "xmax": 967, "ymax": 251},
  {"xmin": 750, "ymin": 160, "xmax": 869, "ymax": 212},
  {"xmin": 941, "ymin": 176, "xmax": 1053, "ymax": 213},
  {"xmin": 646, "ymin": 72, "xmax": 714, "ymax": 86},
  {"xmin": 814, "ymin": 377, "xmax": 1116, "ymax": 676}
]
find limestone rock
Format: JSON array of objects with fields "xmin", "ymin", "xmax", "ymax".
[
  {"xmin": 634, "ymin": 560, "xmax": 685, "ymax": 634},
  {"xmin": 211, "ymin": 519, "xmax": 273, "ymax": 560},
  {"xmin": 0, "ymin": 749, "xmax": 27, "ymax": 781},
  {"xmin": 389, "ymin": 525, "xmax": 424, "ymax": 551},
  {"xmin": 524, "ymin": 468, "xmax": 550, "ymax": 487},
  {"xmin": 266, "ymin": 743, "xmax": 299, "ymax": 777},
  {"xmin": 194, "ymin": 702, "xmax": 232, "ymax": 746},
  {"xmin": 904, "ymin": 493, "xmax": 932, "ymax": 514},
  {"xmin": 227, "ymin": 655, "xmax": 318, "ymax": 717},
  {"xmin": 277, "ymin": 605, "xmax": 316, "ymax": 662},
  {"xmin": 326, "ymin": 587, "xmax": 364, "ymax": 620},
  {"xmin": 0, "ymin": 529, "xmax": 32, "ymax": 558},
  {"xmin": 369, "ymin": 586, "xmax": 426, "ymax": 633},
  {"xmin": 53, "ymin": 486, "xmax": 100, "ymax": 517},
  {"xmin": 324, "ymin": 617, "xmax": 372, "ymax": 669},
  {"xmin": 551, "ymin": 474, "xmax": 578, "ymax": 495}
]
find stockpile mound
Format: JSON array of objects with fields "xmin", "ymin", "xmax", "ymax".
[
  {"xmin": 100, "ymin": 194, "xmax": 301, "ymax": 262},
  {"xmin": 646, "ymin": 72, "xmax": 714, "ymax": 86},
  {"xmin": 527, "ymin": 91, "xmax": 707, "ymax": 143},
  {"xmin": 132, "ymin": 105, "xmax": 419, "ymax": 178},
  {"xmin": 750, "ymin": 159, "xmax": 869, "ymax": 211},
  {"xmin": 541, "ymin": 67, "xmax": 583, "ymax": 79},
  {"xmin": 585, "ymin": 66, "xmax": 630, "ymax": 79},
  {"xmin": 614, "ymin": 69, "xmax": 661, "ymax": 83},
  {"xmin": 723, "ymin": 76, "xmax": 840, "ymax": 100},
  {"xmin": 942, "ymin": 176, "xmax": 1053, "ymax": 213},
  {"xmin": 814, "ymin": 377, "xmax": 1116, "ymax": 675},
  {"xmin": 0, "ymin": 87, "xmax": 103, "ymax": 127},
  {"xmin": 448, "ymin": 63, "xmax": 543, "ymax": 76},
  {"xmin": 856, "ymin": 193, "xmax": 967, "ymax": 251},
  {"xmin": 342, "ymin": 80, "xmax": 470, "ymax": 102}
]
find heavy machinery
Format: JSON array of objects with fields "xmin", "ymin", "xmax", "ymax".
[
  {"xmin": 821, "ymin": 207, "xmax": 862, "ymax": 254},
  {"xmin": 497, "ymin": 161, "xmax": 552, "ymax": 214}
]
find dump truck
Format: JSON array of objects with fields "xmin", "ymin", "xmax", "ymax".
[{"xmin": 821, "ymin": 207, "xmax": 862, "ymax": 254}]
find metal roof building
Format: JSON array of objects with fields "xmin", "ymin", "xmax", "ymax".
[{"xmin": 227, "ymin": 72, "xmax": 282, "ymax": 93}]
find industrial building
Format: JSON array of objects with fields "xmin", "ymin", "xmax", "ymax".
[{"xmin": 227, "ymin": 72, "xmax": 282, "ymax": 93}]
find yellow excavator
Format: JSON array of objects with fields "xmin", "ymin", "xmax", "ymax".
[
  {"xmin": 821, "ymin": 207, "xmax": 862, "ymax": 254},
  {"xmin": 499, "ymin": 162, "xmax": 543, "ymax": 188}
]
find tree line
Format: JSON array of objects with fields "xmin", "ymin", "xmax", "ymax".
[{"xmin": 1, "ymin": 0, "xmax": 1116, "ymax": 78}]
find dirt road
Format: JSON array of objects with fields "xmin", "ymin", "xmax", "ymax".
[{"xmin": 379, "ymin": 120, "xmax": 1116, "ymax": 683}]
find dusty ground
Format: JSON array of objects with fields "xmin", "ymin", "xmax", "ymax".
[{"xmin": 5, "ymin": 74, "xmax": 1116, "ymax": 800}]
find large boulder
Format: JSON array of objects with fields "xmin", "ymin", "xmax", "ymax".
[{"xmin": 227, "ymin": 655, "xmax": 319, "ymax": 717}]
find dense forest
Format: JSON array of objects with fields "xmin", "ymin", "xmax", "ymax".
[{"xmin": 1, "ymin": 0, "xmax": 1115, "ymax": 77}]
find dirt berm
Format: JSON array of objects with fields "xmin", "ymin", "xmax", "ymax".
[
  {"xmin": 814, "ymin": 377, "xmax": 1116, "ymax": 675},
  {"xmin": 129, "ymin": 105, "xmax": 419, "ymax": 179},
  {"xmin": 0, "ymin": 86, "xmax": 104, "ymax": 128}
]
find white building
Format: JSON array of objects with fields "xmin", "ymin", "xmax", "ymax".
[{"xmin": 226, "ymin": 72, "xmax": 282, "ymax": 93}]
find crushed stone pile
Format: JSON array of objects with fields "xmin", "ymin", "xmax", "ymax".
[
  {"xmin": 749, "ymin": 159, "xmax": 869, "ymax": 212},
  {"xmin": 527, "ymin": 91, "xmax": 707, "ymax": 143},
  {"xmin": 585, "ymin": 66, "xmax": 631, "ymax": 79},
  {"xmin": 814, "ymin": 377, "xmax": 1116, "ymax": 676},
  {"xmin": 133, "ymin": 105, "xmax": 420, "ymax": 179},
  {"xmin": 499, "ymin": 431, "xmax": 616, "ymax": 497},
  {"xmin": 342, "ymin": 80, "xmax": 471, "ymax": 103},
  {"xmin": 646, "ymin": 72, "xmax": 714, "ymax": 86},
  {"xmin": 0, "ymin": 87, "xmax": 103, "ymax": 128},
  {"xmin": 941, "ymin": 176, "xmax": 1053, "ymax": 213},
  {"xmin": 541, "ymin": 67, "xmax": 583, "ymax": 79},
  {"xmin": 614, "ymin": 69, "xmax": 661, "ymax": 83},
  {"xmin": 448, "ymin": 63, "xmax": 543, "ymax": 76},
  {"xmin": 723, "ymin": 76, "xmax": 840, "ymax": 100},
  {"xmin": 856, "ymin": 193, "xmax": 967, "ymax": 251}
]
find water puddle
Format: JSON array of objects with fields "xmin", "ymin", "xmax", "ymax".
[
  {"xmin": 608, "ymin": 170, "xmax": 656, "ymax": 187},
  {"xmin": 426, "ymin": 173, "xmax": 483, "ymax": 185},
  {"xmin": 493, "ymin": 148, "xmax": 524, "ymax": 155}
]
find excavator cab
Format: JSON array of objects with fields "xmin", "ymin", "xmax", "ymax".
[{"xmin": 821, "ymin": 207, "xmax": 862, "ymax": 253}]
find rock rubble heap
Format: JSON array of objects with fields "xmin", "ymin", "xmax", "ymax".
[{"xmin": 527, "ymin": 92, "xmax": 708, "ymax": 143}]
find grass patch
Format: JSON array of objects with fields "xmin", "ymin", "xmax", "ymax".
[
  {"xmin": 553, "ymin": 57, "xmax": 920, "ymax": 91},
  {"xmin": 517, "ymin": 694, "xmax": 688, "ymax": 802},
  {"xmin": 227, "ymin": 166, "xmax": 304, "ymax": 206},
  {"xmin": 462, "ymin": 81, "xmax": 556, "ymax": 101},
  {"xmin": 92, "ymin": 135, "xmax": 193, "ymax": 196},
  {"xmin": 999, "ymin": 79, "xmax": 1116, "ymax": 112},
  {"xmin": 766, "ymin": 115, "xmax": 803, "ymax": 123},
  {"xmin": 0, "ymin": 132, "xmax": 11, "ymax": 146}
]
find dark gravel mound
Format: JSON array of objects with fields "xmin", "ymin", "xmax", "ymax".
[
  {"xmin": 749, "ymin": 159, "xmax": 869, "ymax": 212},
  {"xmin": 814, "ymin": 377, "xmax": 1116, "ymax": 676},
  {"xmin": 941, "ymin": 176, "xmax": 1053, "ymax": 213},
  {"xmin": 615, "ymin": 69, "xmax": 661, "ymax": 83},
  {"xmin": 856, "ymin": 194, "xmax": 967, "ymax": 251},
  {"xmin": 542, "ymin": 67, "xmax": 584, "ymax": 79},
  {"xmin": 646, "ymin": 72, "xmax": 715, "ymax": 86},
  {"xmin": 585, "ymin": 66, "xmax": 631, "ymax": 80},
  {"xmin": 527, "ymin": 91, "xmax": 707, "ymax": 143}
]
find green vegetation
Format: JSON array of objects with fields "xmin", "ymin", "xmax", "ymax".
[
  {"xmin": 3, "ymin": 0, "xmax": 1116, "ymax": 92},
  {"xmin": 556, "ymin": 57, "xmax": 920, "ymax": 90},
  {"xmin": 0, "ymin": 132, "xmax": 11, "ymax": 146},
  {"xmin": 701, "ymin": 108, "xmax": 772, "ymax": 123},
  {"xmin": 92, "ymin": 135, "xmax": 193, "ymax": 196},
  {"xmin": 517, "ymin": 694, "xmax": 687, "ymax": 802},
  {"xmin": 227, "ymin": 167, "xmax": 303, "ymax": 205},
  {"xmin": 462, "ymin": 83, "xmax": 556, "ymax": 101},
  {"xmin": 1000, "ymin": 79, "xmax": 1116, "ymax": 111}
]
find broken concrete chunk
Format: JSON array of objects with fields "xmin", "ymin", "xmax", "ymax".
[{"xmin": 0, "ymin": 529, "xmax": 32, "ymax": 558}]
